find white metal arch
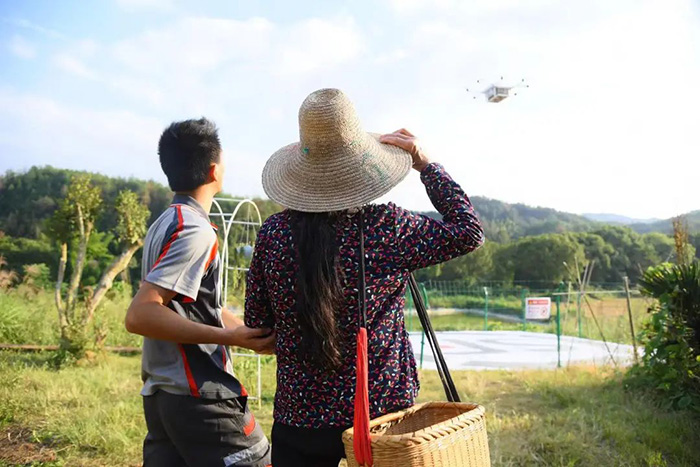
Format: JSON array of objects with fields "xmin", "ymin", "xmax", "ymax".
[
  {"xmin": 209, "ymin": 198, "xmax": 262, "ymax": 308},
  {"xmin": 209, "ymin": 197, "xmax": 264, "ymax": 408}
]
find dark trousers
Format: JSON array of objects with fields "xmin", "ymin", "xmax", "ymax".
[
  {"xmin": 143, "ymin": 391, "xmax": 271, "ymax": 467},
  {"xmin": 271, "ymin": 422, "xmax": 349, "ymax": 467}
]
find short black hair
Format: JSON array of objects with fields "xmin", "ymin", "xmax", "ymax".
[{"xmin": 158, "ymin": 118, "xmax": 222, "ymax": 192}]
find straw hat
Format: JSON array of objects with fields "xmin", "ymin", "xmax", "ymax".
[{"xmin": 262, "ymin": 88, "xmax": 412, "ymax": 213}]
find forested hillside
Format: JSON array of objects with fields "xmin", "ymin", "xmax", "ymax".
[{"xmin": 1, "ymin": 166, "xmax": 698, "ymax": 288}]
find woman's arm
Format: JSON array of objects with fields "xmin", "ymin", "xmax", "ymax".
[
  {"xmin": 380, "ymin": 129, "xmax": 485, "ymax": 271},
  {"xmin": 244, "ymin": 221, "xmax": 275, "ymax": 329}
]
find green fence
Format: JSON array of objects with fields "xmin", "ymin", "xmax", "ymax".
[{"xmin": 404, "ymin": 280, "xmax": 648, "ymax": 367}]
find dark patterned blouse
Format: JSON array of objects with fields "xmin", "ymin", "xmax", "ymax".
[{"xmin": 245, "ymin": 163, "xmax": 484, "ymax": 428}]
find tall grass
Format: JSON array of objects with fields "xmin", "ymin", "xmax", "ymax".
[
  {"xmin": 0, "ymin": 288, "xmax": 141, "ymax": 348},
  {"xmin": 1, "ymin": 352, "xmax": 698, "ymax": 466}
]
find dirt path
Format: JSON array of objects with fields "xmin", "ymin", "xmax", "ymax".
[{"xmin": 0, "ymin": 425, "xmax": 57, "ymax": 465}]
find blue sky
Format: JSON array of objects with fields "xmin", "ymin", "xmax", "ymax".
[{"xmin": 1, "ymin": 0, "xmax": 698, "ymax": 218}]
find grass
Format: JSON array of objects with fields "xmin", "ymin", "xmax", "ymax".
[
  {"xmin": 0, "ymin": 288, "xmax": 141, "ymax": 348},
  {"xmin": 1, "ymin": 351, "xmax": 698, "ymax": 466},
  {"xmin": 0, "ymin": 288, "xmax": 688, "ymax": 465}
]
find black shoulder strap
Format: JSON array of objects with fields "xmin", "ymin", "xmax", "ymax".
[{"xmin": 409, "ymin": 274, "xmax": 461, "ymax": 402}]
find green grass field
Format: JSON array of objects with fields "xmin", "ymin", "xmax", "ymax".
[
  {"xmin": 1, "ymin": 288, "xmax": 692, "ymax": 466},
  {"xmin": 1, "ymin": 351, "xmax": 699, "ymax": 466}
]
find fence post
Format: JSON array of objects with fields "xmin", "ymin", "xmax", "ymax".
[
  {"xmin": 623, "ymin": 276, "xmax": 639, "ymax": 364},
  {"xmin": 521, "ymin": 288, "xmax": 528, "ymax": 330},
  {"xmin": 556, "ymin": 282, "xmax": 564, "ymax": 368},
  {"xmin": 577, "ymin": 287, "xmax": 583, "ymax": 338},
  {"xmin": 257, "ymin": 354, "xmax": 262, "ymax": 410},
  {"xmin": 420, "ymin": 283, "xmax": 430, "ymax": 309},
  {"xmin": 483, "ymin": 287, "xmax": 489, "ymax": 331}
]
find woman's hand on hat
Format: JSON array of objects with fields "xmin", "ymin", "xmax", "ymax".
[{"xmin": 379, "ymin": 129, "xmax": 432, "ymax": 172}]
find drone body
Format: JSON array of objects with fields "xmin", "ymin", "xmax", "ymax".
[{"xmin": 466, "ymin": 77, "xmax": 529, "ymax": 103}]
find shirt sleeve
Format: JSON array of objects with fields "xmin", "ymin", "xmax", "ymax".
[
  {"xmin": 245, "ymin": 221, "xmax": 274, "ymax": 329},
  {"xmin": 390, "ymin": 163, "xmax": 485, "ymax": 271},
  {"xmin": 145, "ymin": 223, "xmax": 217, "ymax": 301}
]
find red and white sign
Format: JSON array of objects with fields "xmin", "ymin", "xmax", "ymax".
[{"xmin": 526, "ymin": 297, "xmax": 552, "ymax": 320}]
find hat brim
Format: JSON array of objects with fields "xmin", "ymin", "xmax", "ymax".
[{"xmin": 262, "ymin": 133, "xmax": 412, "ymax": 213}]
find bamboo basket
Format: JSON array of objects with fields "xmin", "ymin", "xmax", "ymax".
[{"xmin": 342, "ymin": 401, "xmax": 490, "ymax": 467}]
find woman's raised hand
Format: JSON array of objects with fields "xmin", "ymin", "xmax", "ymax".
[{"xmin": 379, "ymin": 128, "xmax": 432, "ymax": 172}]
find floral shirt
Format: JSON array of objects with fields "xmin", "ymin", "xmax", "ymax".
[{"xmin": 245, "ymin": 163, "xmax": 484, "ymax": 428}]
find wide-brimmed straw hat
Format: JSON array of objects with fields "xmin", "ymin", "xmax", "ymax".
[{"xmin": 262, "ymin": 88, "xmax": 412, "ymax": 213}]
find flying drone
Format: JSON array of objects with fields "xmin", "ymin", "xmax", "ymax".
[{"xmin": 466, "ymin": 77, "xmax": 529, "ymax": 103}]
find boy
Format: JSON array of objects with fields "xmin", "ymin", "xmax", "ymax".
[{"xmin": 126, "ymin": 118, "xmax": 273, "ymax": 467}]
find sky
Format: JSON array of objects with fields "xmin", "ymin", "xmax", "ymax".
[{"xmin": 0, "ymin": 0, "xmax": 698, "ymax": 219}]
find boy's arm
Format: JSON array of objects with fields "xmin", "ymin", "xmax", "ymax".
[
  {"xmin": 221, "ymin": 307, "xmax": 275, "ymax": 354},
  {"xmin": 126, "ymin": 281, "xmax": 274, "ymax": 352}
]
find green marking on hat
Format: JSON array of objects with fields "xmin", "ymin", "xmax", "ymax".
[{"xmin": 361, "ymin": 152, "xmax": 370, "ymax": 167}]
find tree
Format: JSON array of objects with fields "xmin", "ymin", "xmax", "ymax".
[
  {"xmin": 593, "ymin": 225, "xmax": 658, "ymax": 283},
  {"xmin": 571, "ymin": 233, "xmax": 615, "ymax": 283},
  {"xmin": 507, "ymin": 233, "xmax": 586, "ymax": 284},
  {"xmin": 642, "ymin": 232, "xmax": 676, "ymax": 264},
  {"xmin": 436, "ymin": 241, "xmax": 497, "ymax": 283},
  {"xmin": 49, "ymin": 175, "xmax": 149, "ymax": 359}
]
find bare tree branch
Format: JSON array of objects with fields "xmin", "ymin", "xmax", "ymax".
[
  {"xmin": 55, "ymin": 242, "xmax": 68, "ymax": 330},
  {"xmin": 66, "ymin": 207, "xmax": 91, "ymax": 314},
  {"xmin": 84, "ymin": 240, "xmax": 143, "ymax": 325}
]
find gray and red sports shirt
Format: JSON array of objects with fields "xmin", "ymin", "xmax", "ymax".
[{"xmin": 140, "ymin": 194, "xmax": 245, "ymax": 400}]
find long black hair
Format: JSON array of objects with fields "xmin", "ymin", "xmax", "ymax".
[{"xmin": 290, "ymin": 210, "xmax": 347, "ymax": 370}]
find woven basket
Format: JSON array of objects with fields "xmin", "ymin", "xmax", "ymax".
[{"xmin": 342, "ymin": 401, "xmax": 490, "ymax": 467}]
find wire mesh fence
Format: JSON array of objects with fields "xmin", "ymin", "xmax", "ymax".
[{"xmin": 404, "ymin": 280, "xmax": 649, "ymax": 368}]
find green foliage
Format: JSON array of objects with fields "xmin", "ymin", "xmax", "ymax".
[
  {"xmin": 425, "ymin": 241, "xmax": 497, "ymax": 283},
  {"xmin": 626, "ymin": 262, "xmax": 700, "ymax": 412},
  {"xmin": 498, "ymin": 233, "xmax": 586, "ymax": 283},
  {"xmin": 0, "ymin": 166, "xmax": 172, "ymax": 239},
  {"xmin": 47, "ymin": 174, "xmax": 102, "ymax": 243},
  {"xmin": 591, "ymin": 225, "xmax": 656, "ymax": 283},
  {"xmin": 467, "ymin": 196, "xmax": 595, "ymax": 240},
  {"xmin": 21, "ymin": 263, "xmax": 52, "ymax": 290},
  {"xmin": 0, "ymin": 234, "xmax": 57, "ymax": 277},
  {"xmin": 631, "ymin": 210, "xmax": 700, "ymax": 234},
  {"xmin": 114, "ymin": 190, "xmax": 150, "ymax": 245}
]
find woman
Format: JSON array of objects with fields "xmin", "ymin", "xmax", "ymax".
[{"xmin": 245, "ymin": 88, "xmax": 484, "ymax": 466}]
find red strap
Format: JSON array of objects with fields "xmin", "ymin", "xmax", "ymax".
[{"xmin": 353, "ymin": 327, "xmax": 372, "ymax": 466}]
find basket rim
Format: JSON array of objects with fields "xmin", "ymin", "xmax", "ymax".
[{"xmin": 341, "ymin": 401, "xmax": 486, "ymax": 443}]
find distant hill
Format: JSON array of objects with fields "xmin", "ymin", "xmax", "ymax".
[
  {"xmin": 0, "ymin": 166, "xmax": 281, "ymax": 239},
  {"xmin": 629, "ymin": 211, "xmax": 700, "ymax": 234},
  {"xmin": 582, "ymin": 213, "xmax": 660, "ymax": 225},
  {"xmin": 424, "ymin": 196, "xmax": 598, "ymax": 242},
  {"xmin": 1, "ymin": 166, "xmax": 697, "ymax": 242}
]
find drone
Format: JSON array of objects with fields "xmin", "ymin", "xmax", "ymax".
[{"xmin": 466, "ymin": 77, "xmax": 529, "ymax": 103}]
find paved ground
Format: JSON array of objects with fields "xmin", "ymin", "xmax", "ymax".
[{"xmin": 409, "ymin": 330, "xmax": 638, "ymax": 370}]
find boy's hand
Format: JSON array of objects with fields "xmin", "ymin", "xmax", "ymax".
[{"xmin": 223, "ymin": 325, "xmax": 276, "ymax": 354}]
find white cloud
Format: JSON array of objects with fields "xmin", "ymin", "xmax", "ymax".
[
  {"xmin": 52, "ymin": 54, "xmax": 98, "ymax": 79},
  {"xmin": 369, "ymin": 0, "xmax": 700, "ymax": 218},
  {"xmin": 7, "ymin": 35, "xmax": 36, "ymax": 59},
  {"xmin": 114, "ymin": 0, "xmax": 175, "ymax": 13},
  {"xmin": 3, "ymin": 18, "xmax": 65, "ymax": 40},
  {"xmin": 0, "ymin": 90, "xmax": 165, "ymax": 182},
  {"xmin": 387, "ymin": 0, "xmax": 558, "ymax": 14},
  {"xmin": 276, "ymin": 17, "xmax": 364, "ymax": 75},
  {"xmin": 112, "ymin": 17, "xmax": 274, "ymax": 73},
  {"xmin": 2, "ymin": 2, "xmax": 699, "ymax": 219}
]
